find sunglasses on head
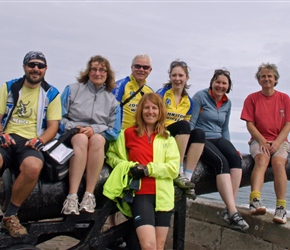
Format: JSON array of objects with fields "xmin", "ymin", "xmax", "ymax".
[
  {"xmin": 133, "ymin": 64, "xmax": 151, "ymax": 70},
  {"xmin": 26, "ymin": 62, "xmax": 47, "ymax": 69},
  {"xmin": 214, "ymin": 69, "xmax": 230, "ymax": 76},
  {"xmin": 170, "ymin": 61, "xmax": 187, "ymax": 68}
]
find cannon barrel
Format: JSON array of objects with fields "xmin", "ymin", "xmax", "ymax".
[
  {"xmin": 1, "ymin": 154, "xmax": 290, "ymax": 221},
  {"xmin": 0, "ymin": 163, "xmax": 112, "ymax": 222},
  {"xmin": 193, "ymin": 154, "xmax": 290, "ymax": 195}
]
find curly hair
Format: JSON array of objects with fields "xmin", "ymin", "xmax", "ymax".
[{"xmin": 77, "ymin": 55, "xmax": 115, "ymax": 92}]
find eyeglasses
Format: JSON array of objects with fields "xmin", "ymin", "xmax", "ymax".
[
  {"xmin": 26, "ymin": 62, "xmax": 47, "ymax": 69},
  {"xmin": 214, "ymin": 69, "xmax": 230, "ymax": 76},
  {"xmin": 90, "ymin": 67, "xmax": 107, "ymax": 74},
  {"xmin": 133, "ymin": 64, "xmax": 151, "ymax": 70},
  {"xmin": 170, "ymin": 61, "xmax": 187, "ymax": 68}
]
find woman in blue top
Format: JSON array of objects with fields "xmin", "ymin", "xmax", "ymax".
[{"xmin": 190, "ymin": 69, "xmax": 249, "ymax": 231}]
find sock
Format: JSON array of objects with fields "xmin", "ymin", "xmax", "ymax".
[
  {"xmin": 68, "ymin": 193, "xmax": 78, "ymax": 198},
  {"xmin": 4, "ymin": 202, "xmax": 20, "ymax": 217},
  {"xmin": 179, "ymin": 164, "xmax": 184, "ymax": 175},
  {"xmin": 250, "ymin": 191, "xmax": 261, "ymax": 203},
  {"xmin": 276, "ymin": 199, "xmax": 286, "ymax": 209},
  {"xmin": 184, "ymin": 168, "xmax": 193, "ymax": 181}
]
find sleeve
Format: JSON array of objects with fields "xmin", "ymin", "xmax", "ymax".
[
  {"xmin": 185, "ymin": 96, "xmax": 193, "ymax": 121},
  {"xmin": 240, "ymin": 95, "xmax": 255, "ymax": 122},
  {"xmin": 59, "ymin": 85, "xmax": 73, "ymax": 133},
  {"xmin": 189, "ymin": 92, "xmax": 202, "ymax": 130},
  {"xmin": 0, "ymin": 84, "xmax": 8, "ymax": 115},
  {"xmin": 112, "ymin": 78, "xmax": 126, "ymax": 103},
  {"xmin": 155, "ymin": 87, "xmax": 165, "ymax": 97},
  {"xmin": 100, "ymin": 104, "xmax": 121, "ymax": 141},
  {"xmin": 106, "ymin": 130, "xmax": 137, "ymax": 168},
  {"xmin": 46, "ymin": 93, "xmax": 62, "ymax": 121},
  {"xmin": 147, "ymin": 136, "xmax": 179, "ymax": 180},
  {"xmin": 222, "ymin": 101, "xmax": 231, "ymax": 141}
]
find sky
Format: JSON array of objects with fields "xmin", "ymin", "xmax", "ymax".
[{"xmin": 1, "ymin": 0, "xmax": 290, "ymax": 153}]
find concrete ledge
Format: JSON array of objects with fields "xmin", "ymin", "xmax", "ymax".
[{"xmin": 166, "ymin": 197, "xmax": 290, "ymax": 249}]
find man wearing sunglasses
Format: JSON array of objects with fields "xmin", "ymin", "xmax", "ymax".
[
  {"xmin": 112, "ymin": 54, "xmax": 153, "ymax": 129},
  {"xmin": 0, "ymin": 51, "xmax": 62, "ymax": 237}
]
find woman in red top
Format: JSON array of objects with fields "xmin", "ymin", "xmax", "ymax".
[{"xmin": 105, "ymin": 93, "xmax": 179, "ymax": 249}]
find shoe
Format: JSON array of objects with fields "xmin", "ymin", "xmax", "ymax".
[
  {"xmin": 79, "ymin": 192, "xmax": 96, "ymax": 213},
  {"xmin": 221, "ymin": 208, "xmax": 230, "ymax": 225},
  {"xmin": 273, "ymin": 206, "xmax": 287, "ymax": 224},
  {"xmin": 174, "ymin": 175, "xmax": 195, "ymax": 189},
  {"xmin": 250, "ymin": 197, "xmax": 266, "ymax": 215},
  {"xmin": 1, "ymin": 215, "xmax": 28, "ymax": 238},
  {"xmin": 230, "ymin": 212, "xmax": 249, "ymax": 231},
  {"xmin": 184, "ymin": 188, "xmax": 196, "ymax": 200},
  {"xmin": 61, "ymin": 194, "xmax": 79, "ymax": 215}
]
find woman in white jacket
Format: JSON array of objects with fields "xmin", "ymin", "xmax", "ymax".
[{"xmin": 60, "ymin": 55, "xmax": 121, "ymax": 215}]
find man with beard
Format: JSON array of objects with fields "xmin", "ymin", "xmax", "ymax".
[{"xmin": 0, "ymin": 51, "xmax": 62, "ymax": 237}]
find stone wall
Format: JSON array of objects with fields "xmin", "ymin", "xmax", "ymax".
[{"xmin": 166, "ymin": 198, "xmax": 290, "ymax": 250}]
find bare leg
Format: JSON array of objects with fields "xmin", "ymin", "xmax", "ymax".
[
  {"xmin": 136, "ymin": 225, "xmax": 156, "ymax": 250},
  {"xmin": 216, "ymin": 173, "xmax": 237, "ymax": 214},
  {"xmin": 229, "ymin": 168, "xmax": 242, "ymax": 200},
  {"xmin": 175, "ymin": 134, "xmax": 189, "ymax": 165},
  {"xmin": 185, "ymin": 143, "xmax": 204, "ymax": 172},
  {"xmin": 68, "ymin": 134, "xmax": 88, "ymax": 194},
  {"xmin": 251, "ymin": 154, "xmax": 270, "ymax": 192},
  {"xmin": 156, "ymin": 226, "xmax": 169, "ymax": 250},
  {"xmin": 11, "ymin": 156, "xmax": 42, "ymax": 206},
  {"xmin": 271, "ymin": 156, "xmax": 287, "ymax": 200},
  {"xmin": 85, "ymin": 134, "xmax": 106, "ymax": 193}
]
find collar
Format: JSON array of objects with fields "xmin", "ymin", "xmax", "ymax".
[{"xmin": 209, "ymin": 89, "xmax": 228, "ymax": 109}]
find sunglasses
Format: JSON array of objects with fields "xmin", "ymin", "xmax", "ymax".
[
  {"xmin": 133, "ymin": 64, "xmax": 151, "ymax": 70},
  {"xmin": 214, "ymin": 69, "xmax": 230, "ymax": 76},
  {"xmin": 26, "ymin": 62, "xmax": 47, "ymax": 69},
  {"xmin": 170, "ymin": 61, "xmax": 187, "ymax": 68}
]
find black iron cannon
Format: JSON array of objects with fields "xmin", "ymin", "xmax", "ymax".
[
  {"xmin": 193, "ymin": 154, "xmax": 290, "ymax": 195},
  {"xmin": 0, "ymin": 163, "xmax": 186, "ymax": 250},
  {"xmin": 0, "ymin": 154, "xmax": 289, "ymax": 249}
]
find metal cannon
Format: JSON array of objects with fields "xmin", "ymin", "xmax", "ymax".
[
  {"xmin": 193, "ymin": 154, "xmax": 290, "ymax": 195},
  {"xmin": 0, "ymin": 163, "xmax": 186, "ymax": 250},
  {"xmin": 0, "ymin": 154, "xmax": 289, "ymax": 249}
]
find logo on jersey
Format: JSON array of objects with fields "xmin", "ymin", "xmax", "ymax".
[
  {"xmin": 16, "ymin": 100, "xmax": 32, "ymax": 118},
  {"xmin": 165, "ymin": 98, "xmax": 171, "ymax": 106}
]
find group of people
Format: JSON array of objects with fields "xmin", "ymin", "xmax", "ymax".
[{"xmin": 0, "ymin": 51, "xmax": 289, "ymax": 249}]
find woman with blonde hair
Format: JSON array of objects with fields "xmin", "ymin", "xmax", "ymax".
[{"xmin": 104, "ymin": 93, "xmax": 179, "ymax": 249}]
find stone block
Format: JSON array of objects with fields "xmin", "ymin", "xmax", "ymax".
[
  {"xmin": 221, "ymin": 227, "xmax": 272, "ymax": 250},
  {"xmin": 184, "ymin": 217, "xmax": 221, "ymax": 249}
]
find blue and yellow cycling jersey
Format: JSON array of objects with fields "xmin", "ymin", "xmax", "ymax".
[
  {"xmin": 112, "ymin": 75, "xmax": 153, "ymax": 129},
  {"xmin": 156, "ymin": 85, "xmax": 193, "ymax": 127}
]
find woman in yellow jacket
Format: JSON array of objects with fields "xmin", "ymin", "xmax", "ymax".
[{"xmin": 103, "ymin": 93, "xmax": 179, "ymax": 249}]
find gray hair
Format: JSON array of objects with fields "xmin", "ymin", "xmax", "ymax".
[
  {"xmin": 131, "ymin": 54, "xmax": 152, "ymax": 66},
  {"xmin": 255, "ymin": 63, "xmax": 280, "ymax": 86}
]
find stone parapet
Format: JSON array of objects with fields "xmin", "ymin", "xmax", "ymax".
[{"xmin": 166, "ymin": 197, "xmax": 289, "ymax": 249}]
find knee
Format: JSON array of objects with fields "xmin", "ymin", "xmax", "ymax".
[
  {"xmin": 254, "ymin": 154, "xmax": 269, "ymax": 169},
  {"xmin": 89, "ymin": 134, "xmax": 105, "ymax": 148},
  {"xmin": 140, "ymin": 240, "xmax": 156, "ymax": 250},
  {"xmin": 21, "ymin": 158, "xmax": 42, "ymax": 180},
  {"xmin": 190, "ymin": 128, "xmax": 205, "ymax": 143}
]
